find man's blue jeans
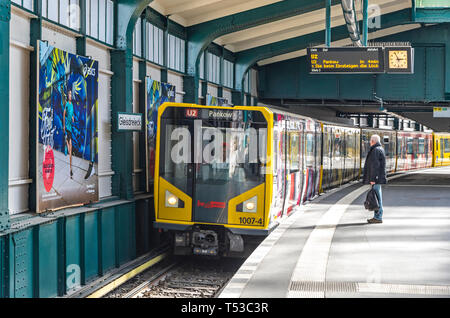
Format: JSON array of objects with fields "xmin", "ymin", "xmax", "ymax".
[{"xmin": 373, "ymin": 184, "xmax": 383, "ymax": 220}]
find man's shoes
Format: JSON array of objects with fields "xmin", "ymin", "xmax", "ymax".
[{"xmin": 367, "ymin": 218, "xmax": 382, "ymax": 224}]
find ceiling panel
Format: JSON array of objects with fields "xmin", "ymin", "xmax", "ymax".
[
  {"xmin": 150, "ymin": 0, "xmax": 282, "ymax": 26},
  {"xmin": 216, "ymin": 0, "xmax": 411, "ymax": 52}
]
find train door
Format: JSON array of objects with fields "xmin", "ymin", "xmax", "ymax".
[
  {"xmin": 315, "ymin": 122, "xmax": 322, "ymax": 196},
  {"xmin": 334, "ymin": 128, "xmax": 344, "ymax": 187},
  {"xmin": 271, "ymin": 116, "xmax": 287, "ymax": 219},
  {"xmin": 304, "ymin": 120, "xmax": 315, "ymax": 201},
  {"xmin": 355, "ymin": 129, "xmax": 361, "ymax": 180},
  {"xmin": 360, "ymin": 131, "xmax": 369, "ymax": 175},
  {"xmin": 331, "ymin": 127, "xmax": 340, "ymax": 188},
  {"xmin": 382, "ymin": 135, "xmax": 391, "ymax": 172},
  {"xmin": 322, "ymin": 126, "xmax": 332, "ymax": 191},
  {"xmin": 285, "ymin": 120, "xmax": 302, "ymax": 215},
  {"xmin": 440, "ymin": 138, "xmax": 444, "ymax": 166},
  {"xmin": 342, "ymin": 129, "xmax": 348, "ymax": 183},
  {"xmin": 406, "ymin": 136, "xmax": 414, "ymax": 170},
  {"xmin": 351, "ymin": 130, "xmax": 359, "ymax": 180},
  {"xmin": 396, "ymin": 134, "xmax": 405, "ymax": 171}
]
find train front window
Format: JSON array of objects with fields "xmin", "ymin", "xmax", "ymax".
[
  {"xmin": 195, "ymin": 126, "xmax": 263, "ymax": 184},
  {"xmin": 161, "ymin": 124, "xmax": 190, "ymax": 194}
]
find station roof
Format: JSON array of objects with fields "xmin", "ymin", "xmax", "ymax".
[{"xmin": 148, "ymin": 0, "xmax": 419, "ymax": 67}]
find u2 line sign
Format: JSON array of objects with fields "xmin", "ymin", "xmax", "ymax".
[{"xmin": 117, "ymin": 112, "xmax": 143, "ymax": 132}]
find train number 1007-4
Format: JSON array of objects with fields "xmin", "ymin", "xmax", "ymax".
[{"xmin": 239, "ymin": 217, "xmax": 263, "ymax": 225}]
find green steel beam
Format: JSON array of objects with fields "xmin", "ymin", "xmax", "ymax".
[
  {"xmin": 0, "ymin": 0, "xmax": 10, "ymax": 231},
  {"xmin": 325, "ymin": 0, "xmax": 331, "ymax": 47},
  {"xmin": 233, "ymin": 8, "xmax": 413, "ymax": 104},
  {"xmin": 414, "ymin": 8, "xmax": 450, "ymax": 22},
  {"xmin": 184, "ymin": 0, "xmax": 341, "ymax": 103},
  {"xmin": 115, "ymin": 0, "xmax": 153, "ymax": 50},
  {"xmin": 371, "ymin": 22, "xmax": 450, "ymax": 99},
  {"xmin": 362, "ymin": 0, "xmax": 369, "ymax": 46},
  {"xmin": 111, "ymin": 1, "xmax": 153, "ymax": 199}
]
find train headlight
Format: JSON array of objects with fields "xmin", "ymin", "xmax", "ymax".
[
  {"xmin": 246, "ymin": 202, "xmax": 255, "ymax": 211},
  {"xmin": 165, "ymin": 191, "xmax": 179, "ymax": 208},
  {"xmin": 242, "ymin": 196, "xmax": 257, "ymax": 213}
]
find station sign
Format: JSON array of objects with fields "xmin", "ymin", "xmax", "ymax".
[
  {"xmin": 308, "ymin": 46, "xmax": 414, "ymax": 74},
  {"xmin": 117, "ymin": 112, "xmax": 143, "ymax": 131},
  {"xmin": 433, "ymin": 107, "xmax": 450, "ymax": 118}
]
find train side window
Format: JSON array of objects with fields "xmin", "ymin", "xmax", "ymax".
[
  {"xmin": 407, "ymin": 137, "xmax": 414, "ymax": 154},
  {"xmin": 289, "ymin": 132, "xmax": 300, "ymax": 172},
  {"xmin": 306, "ymin": 133, "xmax": 315, "ymax": 167},
  {"xmin": 383, "ymin": 136, "xmax": 390, "ymax": 156},
  {"xmin": 418, "ymin": 138, "xmax": 425, "ymax": 154},
  {"xmin": 273, "ymin": 131, "xmax": 279, "ymax": 176},
  {"xmin": 445, "ymin": 139, "xmax": 450, "ymax": 153}
]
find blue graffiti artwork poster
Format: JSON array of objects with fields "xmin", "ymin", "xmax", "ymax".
[
  {"xmin": 37, "ymin": 41, "xmax": 99, "ymax": 212},
  {"xmin": 206, "ymin": 94, "xmax": 229, "ymax": 106},
  {"xmin": 146, "ymin": 78, "xmax": 176, "ymax": 191}
]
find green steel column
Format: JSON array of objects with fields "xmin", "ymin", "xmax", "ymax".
[
  {"xmin": 201, "ymin": 50, "xmax": 208, "ymax": 105},
  {"xmin": 362, "ymin": 0, "xmax": 369, "ymax": 46},
  {"xmin": 138, "ymin": 17, "xmax": 147, "ymax": 192},
  {"xmin": 76, "ymin": 0, "xmax": 87, "ymax": 56},
  {"xmin": 245, "ymin": 94, "xmax": 251, "ymax": 106},
  {"xmin": 0, "ymin": 0, "xmax": 10, "ymax": 231},
  {"xmin": 111, "ymin": 0, "xmax": 153, "ymax": 199},
  {"xmin": 218, "ymin": 46, "xmax": 224, "ymax": 98},
  {"xmin": 325, "ymin": 0, "xmax": 331, "ymax": 47},
  {"xmin": 446, "ymin": 43, "xmax": 450, "ymax": 99},
  {"xmin": 111, "ymin": 48, "xmax": 134, "ymax": 200},
  {"xmin": 28, "ymin": 0, "xmax": 43, "ymax": 213},
  {"xmin": 161, "ymin": 15, "xmax": 169, "ymax": 83}
]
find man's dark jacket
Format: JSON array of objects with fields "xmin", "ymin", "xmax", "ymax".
[{"xmin": 362, "ymin": 142, "xmax": 387, "ymax": 185}]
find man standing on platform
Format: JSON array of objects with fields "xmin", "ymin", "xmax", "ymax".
[{"xmin": 363, "ymin": 134, "xmax": 387, "ymax": 224}]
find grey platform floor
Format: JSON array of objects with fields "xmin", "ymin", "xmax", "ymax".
[{"xmin": 219, "ymin": 167, "xmax": 450, "ymax": 298}]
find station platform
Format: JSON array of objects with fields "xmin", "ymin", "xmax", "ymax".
[{"xmin": 219, "ymin": 167, "xmax": 450, "ymax": 298}]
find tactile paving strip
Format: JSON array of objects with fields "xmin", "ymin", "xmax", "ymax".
[{"xmin": 288, "ymin": 281, "xmax": 450, "ymax": 297}]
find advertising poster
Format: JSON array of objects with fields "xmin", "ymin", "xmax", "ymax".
[
  {"xmin": 146, "ymin": 78, "xmax": 176, "ymax": 191},
  {"xmin": 206, "ymin": 94, "xmax": 229, "ymax": 107},
  {"xmin": 37, "ymin": 41, "xmax": 99, "ymax": 212}
]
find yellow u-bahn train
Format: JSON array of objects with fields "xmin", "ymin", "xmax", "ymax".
[
  {"xmin": 433, "ymin": 133, "xmax": 450, "ymax": 166},
  {"xmin": 153, "ymin": 103, "xmax": 449, "ymax": 257}
]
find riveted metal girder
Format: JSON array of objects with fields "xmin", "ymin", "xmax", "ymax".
[
  {"xmin": 184, "ymin": 0, "xmax": 341, "ymax": 102},
  {"xmin": 115, "ymin": 0, "xmax": 153, "ymax": 50},
  {"xmin": 233, "ymin": 8, "xmax": 413, "ymax": 104}
]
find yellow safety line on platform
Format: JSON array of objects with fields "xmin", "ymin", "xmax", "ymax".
[{"xmin": 87, "ymin": 252, "xmax": 169, "ymax": 298}]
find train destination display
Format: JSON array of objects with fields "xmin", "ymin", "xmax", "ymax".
[{"xmin": 308, "ymin": 47, "xmax": 385, "ymax": 73}]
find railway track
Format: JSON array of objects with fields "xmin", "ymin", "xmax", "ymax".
[{"xmin": 105, "ymin": 257, "xmax": 244, "ymax": 298}]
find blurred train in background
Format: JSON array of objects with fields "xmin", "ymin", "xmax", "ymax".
[{"xmin": 153, "ymin": 103, "xmax": 450, "ymax": 257}]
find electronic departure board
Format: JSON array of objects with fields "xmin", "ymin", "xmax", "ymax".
[{"xmin": 308, "ymin": 47, "xmax": 385, "ymax": 73}]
